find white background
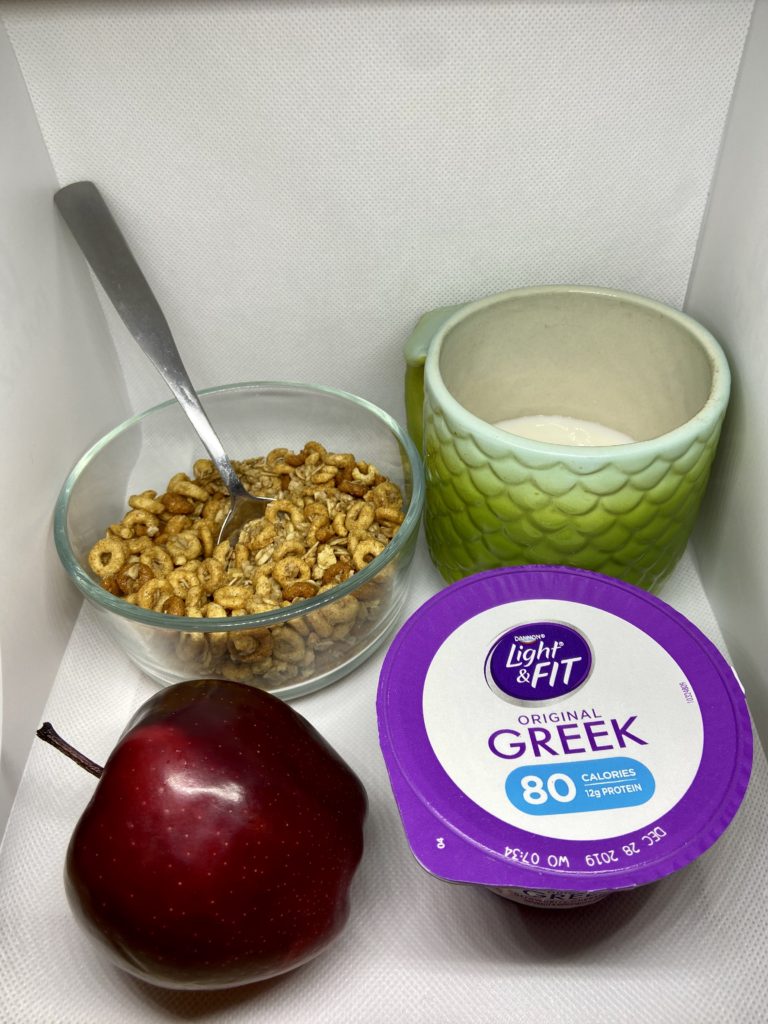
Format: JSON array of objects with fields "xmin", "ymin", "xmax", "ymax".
[
  {"xmin": 1, "ymin": 2, "xmax": 768, "ymax": 1021},
  {"xmin": 1, "ymin": 0, "xmax": 753, "ymax": 415}
]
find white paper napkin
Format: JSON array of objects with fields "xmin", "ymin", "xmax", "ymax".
[{"xmin": 1, "ymin": 546, "xmax": 766, "ymax": 1024}]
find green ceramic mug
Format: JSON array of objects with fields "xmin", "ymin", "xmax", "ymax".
[{"xmin": 405, "ymin": 286, "xmax": 730, "ymax": 592}]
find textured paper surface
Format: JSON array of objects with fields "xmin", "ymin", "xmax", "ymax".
[
  {"xmin": 0, "ymin": 0, "xmax": 754, "ymax": 422},
  {"xmin": 1, "ymin": 547, "xmax": 767, "ymax": 1023},
  {"xmin": 0, "ymin": 2, "xmax": 763, "ymax": 1020}
]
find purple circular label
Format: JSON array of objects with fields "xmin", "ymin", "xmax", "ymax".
[
  {"xmin": 378, "ymin": 566, "xmax": 754, "ymax": 895},
  {"xmin": 485, "ymin": 621, "xmax": 592, "ymax": 702}
]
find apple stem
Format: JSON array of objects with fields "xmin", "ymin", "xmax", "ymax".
[{"xmin": 36, "ymin": 722, "xmax": 104, "ymax": 778}]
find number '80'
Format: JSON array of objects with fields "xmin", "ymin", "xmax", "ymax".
[{"xmin": 520, "ymin": 773, "xmax": 576, "ymax": 805}]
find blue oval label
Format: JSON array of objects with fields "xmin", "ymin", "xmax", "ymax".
[
  {"xmin": 486, "ymin": 621, "xmax": 592, "ymax": 702},
  {"xmin": 505, "ymin": 757, "xmax": 656, "ymax": 815}
]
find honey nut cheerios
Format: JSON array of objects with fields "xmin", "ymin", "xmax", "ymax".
[{"xmin": 88, "ymin": 441, "xmax": 405, "ymax": 689}]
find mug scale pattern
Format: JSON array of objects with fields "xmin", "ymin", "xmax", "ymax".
[{"xmin": 423, "ymin": 403, "xmax": 723, "ymax": 592}]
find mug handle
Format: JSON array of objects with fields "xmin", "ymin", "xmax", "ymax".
[{"xmin": 404, "ymin": 303, "xmax": 465, "ymax": 455}]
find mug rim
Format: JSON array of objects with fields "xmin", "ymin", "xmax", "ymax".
[{"xmin": 424, "ymin": 284, "xmax": 731, "ymax": 457}]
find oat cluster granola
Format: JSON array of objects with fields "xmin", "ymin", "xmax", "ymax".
[{"xmin": 86, "ymin": 441, "xmax": 405, "ymax": 686}]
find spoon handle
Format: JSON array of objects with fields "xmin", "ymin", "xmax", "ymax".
[{"xmin": 54, "ymin": 180, "xmax": 246, "ymax": 499}]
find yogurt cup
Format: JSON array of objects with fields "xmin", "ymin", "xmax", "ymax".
[{"xmin": 377, "ymin": 566, "xmax": 753, "ymax": 908}]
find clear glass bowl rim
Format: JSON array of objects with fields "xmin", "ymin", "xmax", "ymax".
[{"xmin": 54, "ymin": 380, "xmax": 425, "ymax": 633}]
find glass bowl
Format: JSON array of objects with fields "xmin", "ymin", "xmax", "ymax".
[{"xmin": 54, "ymin": 381, "xmax": 425, "ymax": 699}]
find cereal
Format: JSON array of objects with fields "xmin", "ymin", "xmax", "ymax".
[
  {"xmin": 162, "ymin": 595, "xmax": 187, "ymax": 617},
  {"xmin": 88, "ymin": 537, "xmax": 127, "ymax": 577},
  {"xmin": 198, "ymin": 558, "xmax": 224, "ymax": 593},
  {"xmin": 352, "ymin": 537, "xmax": 386, "ymax": 571},
  {"xmin": 115, "ymin": 562, "xmax": 153, "ymax": 595},
  {"xmin": 137, "ymin": 578, "xmax": 173, "ymax": 611},
  {"xmin": 86, "ymin": 442, "xmax": 405, "ymax": 689}
]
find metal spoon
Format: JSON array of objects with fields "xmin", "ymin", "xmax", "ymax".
[{"xmin": 54, "ymin": 180, "xmax": 271, "ymax": 545}]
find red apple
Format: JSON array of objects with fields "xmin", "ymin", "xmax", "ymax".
[{"xmin": 40, "ymin": 679, "xmax": 366, "ymax": 990}]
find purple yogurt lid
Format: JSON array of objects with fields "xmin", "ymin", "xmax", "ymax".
[{"xmin": 377, "ymin": 566, "xmax": 753, "ymax": 895}]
